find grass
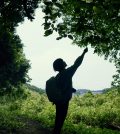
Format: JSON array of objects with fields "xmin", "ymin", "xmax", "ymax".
[{"xmin": 0, "ymin": 86, "xmax": 120, "ymax": 134}]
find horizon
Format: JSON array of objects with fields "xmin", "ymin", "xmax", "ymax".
[{"xmin": 29, "ymin": 83, "xmax": 108, "ymax": 91}]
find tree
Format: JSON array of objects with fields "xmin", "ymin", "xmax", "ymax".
[
  {"xmin": 0, "ymin": 0, "xmax": 119, "ymax": 88},
  {"xmin": 0, "ymin": 0, "xmax": 41, "ymax": 93},
  {"xmin": 41, "ymin": 0, "xmax": 120, "ymax": 87},
  {"xmin": 0, "ymin": 0, "xmax": 40, "ymax": 23},
  {"xmin": 0, "ymin": 26, "xmax": 30, "ymax": 94}
]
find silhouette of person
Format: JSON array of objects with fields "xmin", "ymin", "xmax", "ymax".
[{"xmin": 52, "ymin": 48, "xmax": 88, "ymax": 134}]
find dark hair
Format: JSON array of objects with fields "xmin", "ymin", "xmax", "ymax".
[{"xmin": 53, "ymin": 58, "xmax": 66, "ymax": 71}]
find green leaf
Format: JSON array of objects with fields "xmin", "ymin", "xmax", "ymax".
[
  {"xmin": 55, "ymin": 3, "xmax": 63, "ymax": 9},
  {"xmin": 68, "ymin": 35, "xmax": 73, "ymax": 40},
  {"xmin": 52, "ymin": 0, "xmax": 57, "ymax": 2},
  {"xmin": 43, "ymin": 23, "xmax": 51, "ymax": 30},
  {"xmin": 44, "ymin": 29, "xmax": 53, "ymax": 36},
  {"xmin": 56, "ymin": 37, "xmax": 62, "ymax": 40}
]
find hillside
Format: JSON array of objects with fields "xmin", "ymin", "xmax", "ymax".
[
  {"xmin": 26, "ymin": 84, "xmax": 45, "ymax": 94},
  {"xmin": 26, "ymin": 84, "xmax": 104, "ymax": 95},
  {"xmin": 0, "ymin": 86, "xmax": 120, "ymax": 134}
]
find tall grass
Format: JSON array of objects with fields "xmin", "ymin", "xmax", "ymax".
[{"xmin": 0, "ymin": 86, "xmax": 120, "ymax": 134}]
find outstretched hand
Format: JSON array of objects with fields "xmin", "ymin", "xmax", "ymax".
[{"xmin": 84, "ymin": 47, "xmax": 88, "ymax": 53}]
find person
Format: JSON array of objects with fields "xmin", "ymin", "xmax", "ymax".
[{"xmin": 52, "ymin": 47, "xmax": 88, "ymax": 134}]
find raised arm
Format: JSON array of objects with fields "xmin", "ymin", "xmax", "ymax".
[
  {"xmin": 67, "ymin": 48, "xmax": 88, "ymax": 77},
  {"xmin": 74, "ymin": 47, "xmax": 88, "ymax": 68}
]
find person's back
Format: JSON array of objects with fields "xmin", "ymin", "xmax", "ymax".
[
  {"xmin": 55, "ymin": 69, "xmax": 73, "ymax": 102},
  {"xmin": 52, "ymin": 48, "xmax": 88, "ymax": 134}
]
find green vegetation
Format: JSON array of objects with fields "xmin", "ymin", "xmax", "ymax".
[
  {"xmin": 0, "ymin": 0, "xmax": 40, "ymax": 94},
  {"xmin": 41, "ymin": 0, "xmax": 120, "ymax": 87},
  {"xmin": 0, "ymin": 1, "xmax": 119, "ymax": 133},
  {"xmin": 0, "ymin": 28, "xmax": 30, "ymax": 94},
  {"xmin": 0, "ymin": 0, "xmax": 120, "ymax": 88},
  {"xmin": 0, "ymin": 86, "xmax": 120, "ymax": 134}
]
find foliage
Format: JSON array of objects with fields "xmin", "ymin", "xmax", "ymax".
[
  {"xmin": 41, "ymin": 0, "xmax": 120, "ymax": 87},
  {"xmin": 41, "ymin": 0, "xmax": 120, "ymax": 55},
  {"xmin": 0, "ymin": 0, "xmax": 41, "ymax": 93},
  {"xmin": 0, "ymin": 87, "xmax": 28, "ymax": 132},
  {"xmin": 112, "ymin": 58, "xmax": 120, "ymax": 88},
  {"xmin": 0, "ymin": 0, "xmax": 119, "ymax": 90},
  {"xmin": 0, "ymin": 27, "xmax": 30, "ymax": 94},
  {"xmin": 0, "ymin": 0, "xmax": 40, "ymax": 27},
  {"xmin": 0, "ymin": 86, "xmax": 120, "ymax": 133}
]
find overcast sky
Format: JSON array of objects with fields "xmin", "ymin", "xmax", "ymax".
[{"xmin": 16, "ymin": 9, "xmax": 116, "ymax": 90}]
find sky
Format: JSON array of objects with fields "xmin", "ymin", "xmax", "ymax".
[{"xmin": 16, "ymin": 9, "xmax": 116, "ymax": 90}]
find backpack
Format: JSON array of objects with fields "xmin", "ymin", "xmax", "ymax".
[{"xmin": 45, "ymin": 76, "xmax": 64, "ymax": 103}]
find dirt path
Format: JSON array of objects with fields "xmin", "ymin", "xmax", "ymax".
[
  {"xmin": 17, "ymin": 118, "xmax": 51, "ymax": 134},
  {"xmin": 0, "ymin": 117, "xmax": 52, "ymax": 134}
]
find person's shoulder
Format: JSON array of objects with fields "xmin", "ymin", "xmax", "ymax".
[{"xmin": 66, "ymin": 65, "xmax": 75, "ymax": 71}]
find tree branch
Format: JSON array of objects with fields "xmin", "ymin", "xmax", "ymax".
[{"xmin": 22, "ymin": 0, "xmax": 34, "ymax": 21}]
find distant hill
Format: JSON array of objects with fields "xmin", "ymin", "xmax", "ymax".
[
  {"xmin": 91, "ymin": 90, "xmax": 104, "ymax": 94},
  {"xmin": 26, "ymin": 84, "xmax": 45, "ymax": 94},
  {"xmin": 26, "ymin": 84, "xmax": 105, "ymax": 95},
  {"xmin": 75, "ymin": 89, "xmax": 103, "ymax": 95}
]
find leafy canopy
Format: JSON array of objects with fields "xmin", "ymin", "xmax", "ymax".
[
  {"xmin": 0, "ymin": 0, "xmax": 119, "ymax": 88},
  {"xmin": 41, "ymin": 0, "xmax": 120, "ymax": 87}
]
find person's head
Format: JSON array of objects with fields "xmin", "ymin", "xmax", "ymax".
[{"xmin": 53, "ymin": 58, "xmax": 67, "ymax": 72}]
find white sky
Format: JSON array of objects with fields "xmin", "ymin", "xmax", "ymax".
[{"xmin": 16, "ymin": 9, "xmax": 116, "ymax": 90}]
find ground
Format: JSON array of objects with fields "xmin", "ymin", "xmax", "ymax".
[{"xmin": 0, "ymin": 117, "xmax": 51, "ymax": 134}]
